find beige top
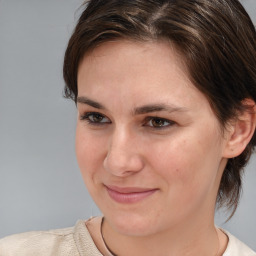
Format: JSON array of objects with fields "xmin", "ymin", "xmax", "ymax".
[{"xmin": 0, "ymin": 217, "xmax": 255, "ymax": 256}]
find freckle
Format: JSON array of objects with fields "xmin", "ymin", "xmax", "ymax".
[{"xmin": 182, "ymin": 140, "xmax": 187, "ymax": 146}]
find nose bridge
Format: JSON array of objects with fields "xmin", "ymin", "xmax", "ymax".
[{"xmin": 103, "ymin": 125, "xmax": 143, "ymax": 176}]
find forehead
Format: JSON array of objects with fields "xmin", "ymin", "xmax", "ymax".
[
  {"xmin": 80, "ymin": 39, "xmax": 187, "ymax": 69},
  {"xmin": 77, "ymin": 40, "xmax": 211, "ymax": 114},
  {"xmin": 78, "ymin": 40, "xmax": 189, "ymax": 89}
]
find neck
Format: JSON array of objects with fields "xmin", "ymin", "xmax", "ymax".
[{"xmin": 102, "ymin": 215, "xmax": 220, "ymax": 256}]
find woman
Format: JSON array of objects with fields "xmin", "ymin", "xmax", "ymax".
[{"xmin": 1, "ymin": 0, "xmax": 256, "ymax": 255}]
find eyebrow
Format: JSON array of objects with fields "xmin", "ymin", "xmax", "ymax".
[
  {"xmin": 133, "ymin": 104, "xmax": 188, "ymax": 115},
  {"xmin": 77, "ymin": 96, "xmax": 105, "ymax": 109},
  {"xmin": 77, "ymin": 96, "xmax": 188, "ymax": 114}
]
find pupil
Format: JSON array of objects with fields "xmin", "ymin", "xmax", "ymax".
[
  {"xmin": 153, "ymin": 119, "xmax": 163, "ymax": 127},
  {"xmin": 93, "ymin": 114, "xmax": 103, "ymax": 122}
]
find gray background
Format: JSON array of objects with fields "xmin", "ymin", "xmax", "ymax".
[{"xmin": 0, "ymin": 0, "xmax": 255, "ymax": 251}]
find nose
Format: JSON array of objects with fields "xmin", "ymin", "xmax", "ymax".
[{"xmin": 103, "ymin": 128, "xmax": 144, "ymax": 177}]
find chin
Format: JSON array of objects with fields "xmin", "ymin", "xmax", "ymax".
[{"xmin": 105, "ymin": 210, "xmax": 160, "ymax": 237}]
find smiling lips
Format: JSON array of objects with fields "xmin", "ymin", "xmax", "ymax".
[{"xmin": 105, "ymin": 185, "xmax": 158, "ymax": 204}]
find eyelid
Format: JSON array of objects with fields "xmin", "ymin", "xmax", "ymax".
[
  {"xmin": 79, "ymin": 112, "xmax": 175, "ymax": 129},
  {"xmin": 80, "ymin": 112, "xmax": 111, "ymax": 125},
  {"xmin": 143, "ymin": 116, "xmax": 175, "ymax": 129}
]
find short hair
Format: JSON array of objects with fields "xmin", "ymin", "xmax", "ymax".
[{"xmin": 63, "ymin": 0, "xmax": 256, "ymax": 216}]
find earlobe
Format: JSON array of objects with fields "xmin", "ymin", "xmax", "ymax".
[{"xmin": 223, "ymin": 99, "xmax": 256, "ymax": 158}]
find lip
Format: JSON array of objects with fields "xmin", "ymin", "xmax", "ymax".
[{"xmin": 105, "ymin": 185, "xmax": 158, "ymax": 204}]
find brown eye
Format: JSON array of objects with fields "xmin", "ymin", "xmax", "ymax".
[
  {"xmin": 145, "ymin": 117, "xmax": 173, "ymax": 128},
  {"xmin": 89, "ymin": 113, "xmax": 104, "ymax": 122},
  {"xmin": 80, "ymin": 112, "xmax": 111, "ymax": 124},
  {"xmin": 151, "ymin": 118, "xmax": 166, "ymax": 127}
]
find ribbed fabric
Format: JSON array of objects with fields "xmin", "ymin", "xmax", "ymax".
[
  {"xmin": 74, "ymin": 220, "xmax": 102, "ymax": 256},
  {"xmin": 0, "ymin": 221, "xmax": 102, "ymax": 256},
  {"xmin": 0, "ymin": 226, "xmax": 80, "ymax": 256},
  {"xmin": 0, "ymin": 218, "xmax": 255, "ymax": 256}
]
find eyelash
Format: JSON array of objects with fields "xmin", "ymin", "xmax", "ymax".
[
  {"xmin": 80, "ymin": 112, "xmax": 175, "ymax": 129},
  {"xmin": 143, "ymin": 116, "xmax": 175, "ymax": 129},
  {"xmin": 80, "ymin": 112, "xmax": 111, "ymax": 126}
]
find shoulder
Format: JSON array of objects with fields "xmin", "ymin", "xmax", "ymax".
[
  {"xmin": 223, "ymin": 229, "xmax": 256, "ymax": 256},
  {"xmin": 0, "ymin": 225, "xmax": 79, "ymax": 256},
  {"xmin": 0, "ymin": 220, "xmax": 102, "ymax": 256}
]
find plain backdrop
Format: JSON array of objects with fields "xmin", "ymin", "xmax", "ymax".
[{"xmin": 0, "ymin": 0, "xmax": 256, "ymax": 251}]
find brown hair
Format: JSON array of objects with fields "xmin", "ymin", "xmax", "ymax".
[{"xmin": 63, "ymin": 0, "xmax": 256, "ymax": 216}]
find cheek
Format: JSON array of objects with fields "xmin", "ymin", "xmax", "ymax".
[
  {"xmin": 152, "ymin": 130, "xmax": 222, "ymax": 196},
  {"xmin": 75, "ymin": 126, "xmax": 104, "ymax": 178}
]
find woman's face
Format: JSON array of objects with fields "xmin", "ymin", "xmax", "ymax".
[{"xmin": 76, "ymin": 40, "xmax": 229, "ymax": 236}]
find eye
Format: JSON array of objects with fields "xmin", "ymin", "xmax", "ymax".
[
  {"xmin": 144, "ymin": 117, "xmax": 174, "ymax": 128},
  {"xmin": 80, "ymin": 112, "xmax": 111, "ymax": 125}
]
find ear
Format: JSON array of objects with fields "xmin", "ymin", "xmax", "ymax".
[{"xmin": 223, "ymin": 99, "xmax": 256, "ymax": 158}]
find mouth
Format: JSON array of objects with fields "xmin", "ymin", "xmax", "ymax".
[{"xmin": 105, "ymin": 185, "xmax": 158, "ymax": 204}]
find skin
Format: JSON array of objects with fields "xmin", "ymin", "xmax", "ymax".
[{"xmin": 75, "ymin": 40, "xmax": 248, "ymax": 255}]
